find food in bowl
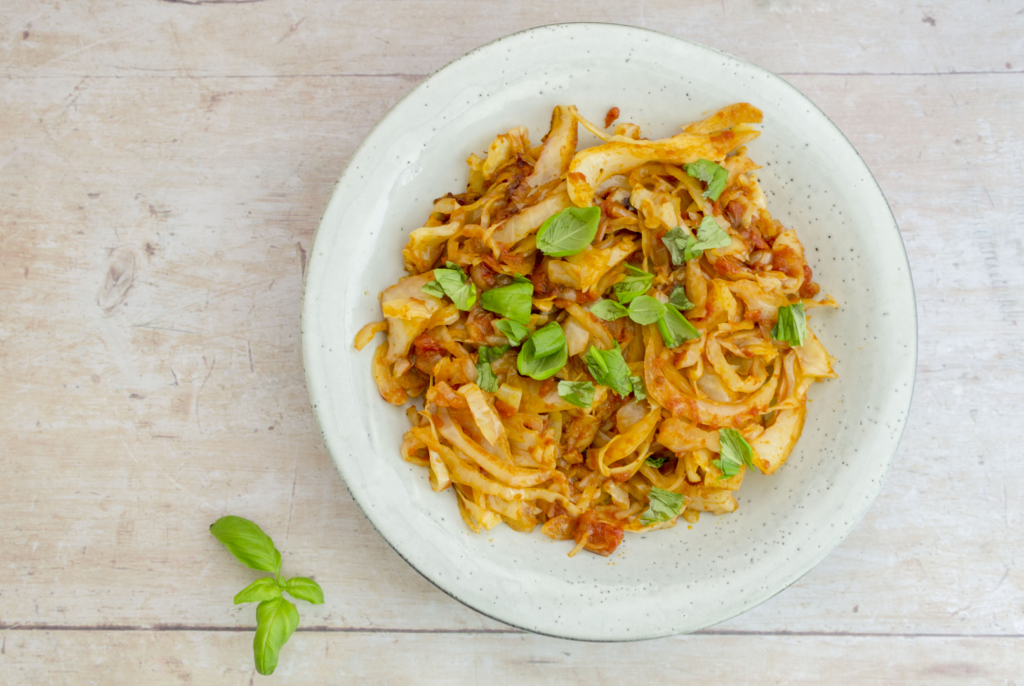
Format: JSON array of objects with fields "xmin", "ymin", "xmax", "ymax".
[{"xmin": 355, "ymin": 103, "xmax": 837, "ymax": 557}]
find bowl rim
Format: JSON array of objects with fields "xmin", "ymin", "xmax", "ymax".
[{"xmin": 301, "ymin": 21, "xmax": 919, "ymax": 641}]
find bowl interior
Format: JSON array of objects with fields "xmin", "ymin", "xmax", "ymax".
[{"xmin": 302, "ymin": 24, "xmax": 916, "ymax": 640}]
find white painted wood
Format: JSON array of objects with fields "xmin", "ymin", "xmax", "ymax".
[
  {"xmin": 1, "ymin": 0, "xmax": 1022, "ymax": 77},
  {"xmin": 1, "ymin": 0, "xmax": 1021, "ymax": 680},
  {"xmin": 1, "ymin": 631, "xmax": 1022, "ymax": 685}
]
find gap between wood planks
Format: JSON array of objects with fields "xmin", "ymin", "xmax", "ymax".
[{"xmin": 1, "ymin": 625, "xmax": 1022, "ymax": 639}]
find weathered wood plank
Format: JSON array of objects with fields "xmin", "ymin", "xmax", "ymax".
[
  {"xmin": 1, "ymin": 630, "xmax": 1021, "ymax": 685},
  {"xmin": 0, "ymin": 0, "xmax": 1021, "ymax": 79},
  {"xmin": 1, "ymin": 68, "xmax": 1021, "ymax": 639}
]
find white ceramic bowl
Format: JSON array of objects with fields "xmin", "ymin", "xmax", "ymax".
[{"xmin": 302, "ymin": 23, "xmax": 917, "ymax": 640}]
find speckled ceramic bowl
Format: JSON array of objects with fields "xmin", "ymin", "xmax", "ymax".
[{"xmin": 302, "ymin": 23, "xmax": 917, "ymax": 640}]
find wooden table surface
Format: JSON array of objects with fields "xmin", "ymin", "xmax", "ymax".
[{"xmin": 2, "ymin": 1, "xmax": 1022, "ymax": 683}]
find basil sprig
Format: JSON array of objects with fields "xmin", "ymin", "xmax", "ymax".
[
  {"xmin": 640, "ymin": 487, "xmax": 686, "ymax": 526},
  {"xmin": 771, "ymin": 303, "xmax": 807, "ymax": 346},
  {"xmin": 476, "ymin": 345, "xmax": 509, "ymax": 393},
  {"xmin": 421, "ymin": 262, "xmax": 477, "ymax": 310},
  {"xmin": 613, "ymin": 265, "xmax": 654, "ymax": 304},
  {"xmin": 210, "ymin": 516, "xmax": 325, "ymax": 676},
  {"xmin": 684, "ymin": 159, "xmax": 729, "ymax": 201},
  {"xmin": 657, "ymin": 303, "xmax": 701, "ymax": 349},
  {"xmin": 517, "ymin": 322, "xmax": 568, "ymax": 380},
  {"xmin": 536, "ymin": 206, "xmax": 601, "ymax": 257},
  {"xmin": 557, "ymin": 380, "xmax": 596, "ymax": 409},
  {"xmin": 481, "ymin": 275, "xmax": 533, "ymax": 325},
  {"xmin": 584, "ymin": 344, "xmax": 632, "ymax": 397},
  {"xmin": 493, "ymin": 318, "xmax": 529, "ymax": 345},
  {"xmin": 714, "ymin": 428, "xmax": 755, "ymax": 478},
  {"xmin": 662, "ymin": 217, "xmax": 732, "ymax": 266}
]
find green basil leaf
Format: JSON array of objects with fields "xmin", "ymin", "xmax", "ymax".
[
  {"xmin": 478, "ymin": 344, "xmax": 510, "ymax": 364},
  {"xmin": 590, "ymin": 299, "xmax": 630, "ymax": 321},
  {"xmin": 233, "ymin": 577, "xmax": 282, "ymax": 605},
  {"xmin": 627, "ymin": 295, "xmax": 667, "ymax": 326},
  {"xmin": 631, "ymin": 374, "xmax": 647, "ymax": 401},
  {"xmin": 694, "ymin": 215, "xmax": 732, "ymax": 250},
  {"xmin": 493, "ymin": 318, "xmax": 529, "ymax": 345},
  {"xmin": 645, "ymin": 456, "xmax": 668, "ymax": 468},
  {"xmin": 475, "ymin": 344, "xmax": 509, "ymax": 393},
  {"xmin": 668, "ymin": 285, "xmax": 695, "ymax": 311},
  {"xmin": 431, "ymin": 262, "xmax": 477, "ymax": 310},
  {"xmin": 661, "ymin": 226, "xmax": 691, "ymax": 266},
  {"xmin": 664, "ymin": 217, "xmax": 732, "ymax": 265},
  {"xmin": 210, "ymin": 516, "xmax": 282, "ymax": 575},
  {"xmin": 420, "ymin": 280, "xmax": 445, "ymax": 299},
  {"xmin": 527, "ymin": 321, "xmax": 565, "ymax": 358},
  {"xmin": 682, "ymin": 234, "xmax": 703, "ymax": 261},
  {"xmin": 713, "ymin": 428, "xmax": 755, "ymax": 479},
  {"xmin": 610, "ymin": 265, "xmax": 652, "ymax": 304},
  {"xmin": 640, "ymin": 487, "xmax": 686, "ymax": 526},
  {"xmin": 253, "ymin": 597, "xmax": 300, "ymax": 676},
  {"xmin": 613, "ymin": 264, "xmax": 654, "ymax": 305},
  {"xmin": 583, "ymin": 344, "xmax": 632, "ymax": 397},
  {"xmin": 684, "ymin": 159, "xmax": 729, "ymax": 201},
  {"xmin": 557, "ymin": 380, "xmax": 596, "ymax": 409},
  {"xmin": 481, "ymin": 276, "xmax": 533, "ymax": 325},
  {"xmin": 283, "ymin": 577, "xmax": 325, "ymax": 605},
  {"xmin": 657, "ymin": 303, "xmax": 701, "ymax": 349},
  {"xmin": 771, "ymin": 302, "xmax": 807, "ymax": 347},
  {"xmin": 536, "ymin": 206, "xmax": 601, "ymax": 257},
  {"xmin": 475, "ymin": 362, "xmax": 498, "ymax": 392},
  {"xmin": 517, "ymin": 322, "xmax": 568, "ymax": 380}
]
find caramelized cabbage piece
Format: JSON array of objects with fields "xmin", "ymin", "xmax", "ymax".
[{"xmin": 356, "ymin": 102, "xmax": 837, "ymax": 556}]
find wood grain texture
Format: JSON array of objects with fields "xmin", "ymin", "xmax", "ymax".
[
  {"xmin": 2, "ymin": 631, "xmax": 1022, "ymax": 685},
  {"xmin": 1, "ymin": 0, "xmax": 1021, "ymax": 681},
  {"xmin": 1, "ymin": 0, "xmax": 1022, "ymax": 77}
]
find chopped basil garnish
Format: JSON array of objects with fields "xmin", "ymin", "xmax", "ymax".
[
  {"xmin": 536, "ymin": 206, "xmax": 601, "ymax": 257},
  {"xmin": 714, "ymin": 428, "xmax": 754, "ymax": 478},
  {"xmin": 668, "ymin": 285, "xmax": 694, "ymax": 311},
  {"xmin": 528, "ymin": 321, "xmax": 566, "ymax": 357},
  {"xmin": 421, "ymin": 262, "xmax": 477, "ymax": 310},
  {"xmin": 661, "ymin": 226, "xmax": 691, "ymax": 266},
  {"xmin": 480, "ymin": 275, "xmax": 533, "ymax": 325},
  {"xmin": 583, "ymin": 344, "xmax": 632, "ymax": 397},
  {"xmin": 475, "ymin": 345, "xmax": 510, "ymax": 393},
  {"xmin": 420, "ymin": 280, "xmax": 445, "ymax": 299},
  {"xmin": 771, "ymin": 302, "xmax": 807, "ymax": 347},
  {"xmin": 657, "ymin": 303, "xmax": 700, "ymax": 349},
  {"xmin": 592, "ymin": 294, "xmax": 668, "ymax": 328},
  {"xmin": 640, "ymin": 487, "xmax": 685, "ymax": 526},
  {"xmin": 493, "ymin": 318, "xmax": 529, "ymax": 345},
  {"xmin": 613, "ymin": 264, "xmax": 654, "ymax": 304},
  {"xmin": 590, "ymin": 299, "xmax": 630, "ymax": 321},
  {"xmin": 695, "ymin": 215, "xmax": 732, "ymax": 248},
  {"xmin": 645, "ymin": 455, "xmax": 667, "ymax": 468},
  {"xmin": 624, "ymin": 295, "xmax": 666, "ymax": 326},
  {"xmin": 662, "ymin": 217, "xmax": 733, "ymax": 266},
  {"xmin": 557, "ymin": 380, "xmax": 595, "ymax": 409},
  {"xmin": 684, "ymin": 159, "xmax": 729, "ymax": 201},
  {"xmin": 516, "ymin": 322, "xmax": 568, "ymax": 380},
  {"xmin": 631, "ymin": 374, "xmax": 647, "ymax": 401}
]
